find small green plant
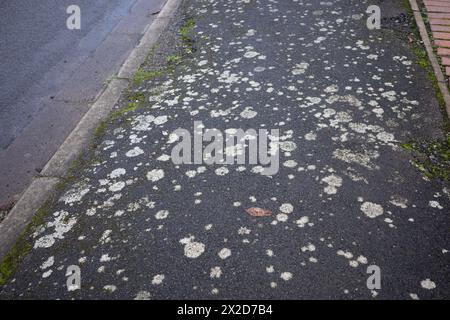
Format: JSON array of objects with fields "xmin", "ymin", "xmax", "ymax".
[
  {"xmin": 401, "ymin": 135, "xmax": 450, "ymax": 180},
  {"xmin": 133, "ymin": 69, "xmax": 164, "ymax": 85},
  {"xmin": 93, "ymin": 120, "xmax": 108, "ymax": 140},
  {"xmin": 126, "ymin": 92, "xmax": 145, "ymax": 108},
  {"xmin": 397, "ymin": 0, "xmax": 450, "ymax": 180},
  {"xmin": 180, "ymin": 19, "xmax": 195, "ymax": 42},
  {"xmin": 180, "ymin": 18, "xmax": 196, "ymax": 53},
  {"xmin": 0, "ymin": 201, "xmax": 54, "ymax": 285},
  {"xmin": 166, "ymin": 54, "xmax": 182, "ymax": 66}
]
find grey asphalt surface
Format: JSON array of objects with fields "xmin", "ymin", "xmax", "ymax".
[
  {"xmin": 0, "ymin": 0, "xmax": 165, "ymax": 206},
  {"xmin": 0, "ymin": 0, "xmax": 449, "ymax": 300}
]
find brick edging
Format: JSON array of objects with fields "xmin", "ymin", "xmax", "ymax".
[{"xmin": 409, "ymin": 0, "xmax": 450, "ymax": 119}]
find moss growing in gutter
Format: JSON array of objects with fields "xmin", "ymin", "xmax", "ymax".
[
  {"xmin": 0, "ymin": 200, "xmax": 54, "ymax": 285},
  {"xmin": 401, "ymin": 135, "xmax": 450, "ymax": 180},
  {"xmin": 399, "ymin": 0, "xmax": 450, "ymax": 180},
  {"xmin": 180, "ymin": 18, "xmax": 196, "ymax": 53},
  {"xmin": 133, "ymin": 69, "xmax": 165, "ymax": 85}
]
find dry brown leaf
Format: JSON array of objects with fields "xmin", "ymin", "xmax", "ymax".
[{"xmin": 245, "ymin": 207, "xmax": 272, "ymax": 217}]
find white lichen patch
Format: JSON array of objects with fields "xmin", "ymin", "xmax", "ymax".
[
  {"xmin": 210, "ymin": 266, "xmax": 222, "ymax": 278},
  {"xmin": 152, "ymin": 274, "xmax": 165, "ymax": 285},
  {"xmin": 134, "ymin": 291, "xmax": 151, "ymax": 300},
  {"xmin": 304, "ymin": 132, "xmax": 317, "ymax": 141},
  {"xmin": 155, "ymin": 210, "xmax": 169, "ymax": 220},
  {"xmin": 215, "ymin": 167, "xmax": 229, "ymax": 176},
  {"xmin": 40, "ymin": 256, "xmax": 54, "ymax": 270},
  {"xmin": 60, "ymin": 185, "xmax": 90, "ymax": 205},
  {"xmin": 295, "ymin": 216, "xmax": 310, "ymax": 228},
  {"xmin": 240, "ymin": 107, "xmax": 258, "ymax": 119},
  {"xmin": 390, "ymin": 196, "xmax": 408, "ymax": 209},
  {"xmin": 103, "ymin": 285, "xmax": 117, "ymax": 293},
  {"xmin": 238, "ymin": 227, "xmax": 251, "ymax": 235},
  {"xmin": 276, "ymin": 213, "xmax": 288, "ymax": 222},
  {"xmin": 321, "ymin": 174, "xmax": 343, "ymax": 195},
  {"xmin": 109, "ymin": 168, "xmax": 126, "ymax": 179},
  {"xmin": 109, "ymin": 181, "xmax": 125, "ymax": 192},
  {"xmin": 180, "ymin": 236, "xmax": 205, "ymax": 259},
  {"xmin": 100, "ymin": 229, "xmax": 113, "ymax": 245},
  {"xmin": 301, "ymin": 243, "xmax": 316, "ymax": 252},
  {"xmin": 126, "ymin": 147, "xmax": 144, "ymax": 157},
  {"xmin": 279, "ymin": 203, "xmax": 294, "ymax": 214},
  {"xmin": 218, "ymin": 248, "xmax": 231, "ymax": 260},
  {"xmin": 34, "ymin": 211, "xmax": 77, "ymax": 249},
  {"xmin": 421, "ymin": 279, "xmax": 436, "ymax": 290},
  {"xmin": 360, "ymin": 202, "xmax": 384, "ymax": 219},
  {"xmin": 147, "ymin": 169, "xmax": 165, "ymax": 182},
  {"xmin": 280, "ymin": 272, "xmax": 293, "ymax": 281},
  {"xmin": 292, "ymin": 62, "xmax": 309, "ymax": 75},
  {"xmin": 429, "ymin": 201, "xmax": 443, "ymax": 210},
  {"xmin": 333, "ymin": 149, "xmax": 378, "ymax": 170}
]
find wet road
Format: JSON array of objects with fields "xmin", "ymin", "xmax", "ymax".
[
  {"xmin": 0, "ymin": 0, "xmax": 449, "ymax": 300},
  {"xmin": 0, "ymin": 0, "xmax": 165, "ymax": 206}
]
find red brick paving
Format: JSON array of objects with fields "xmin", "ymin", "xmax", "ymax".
[
  {"xmin": 434, "ymin": 39, "xmax": 450, "ymax": 47},
  {"xmin": 424, "ymin": 0, "xmax": 450, "ymax": 75},
  {"xmin": 429, "ymin": 18, "xmax": 450, "ymax": 25},
  {"xmin": 431, "ymin": 24, "xmax": 450, "ymax": 32},
  {"xmin": 432, "ymin": 31, "xmax": 450, "ymax": 39},
  {"xmin": 437, "ymin": 47, "xmax": 450, "ymax": 55},
  {"xmin": 441, "ymin": 56, "xmax": 450, "ymax": 65},
  {"xmin": 428, "ymin": 12, "xmax": 450, "ymax": 19}
]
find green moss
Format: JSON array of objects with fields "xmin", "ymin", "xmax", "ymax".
[
  {"xmin": 54, "ymin": 155, "xmax": 88, "ymax": 192},
  {"xmin": 93, "ymin": 120, "xmax": 107, "ymax": 140},
  {"xmin": 105, "ymin": 92, "xmax": 145, "ymax": 124},
  {"xmin": 54, "ymin": 175, "xmax": 76, "ymax": 193},
  {"xmin": 399, "ymin": 142, "xmax": 415, "ymax": 152},
  {"xmin": 110, "ymin": 106, "xmax": 136, "ymax": 120},
  {"xmin": 180, "ymin": 18, "xmax": 195, "ymax": 43},
  {"xmin": 166, "ymin": 54, "xmax": 182, "ymax": 66},
  {"xmin": 0, "ymin": 200, "xmax": 54, "ymax": 285},
  {"xmin": 0, "ymin": 242, "xmax": 31, "ymax": 286},
  {"xmin": 397, "ymin": 1, "xmax": 450, "ymax": 180},
  {"xmin": 125, "ymin": 91, "xmax": 146, "ymax": 109},
  {"xmin": 401, "ymin": 135, "xmax": 450, "ymax": 180},
  {"xmin": 404, "ymin": 0, "xmax": 449, "ymax": 130},
  {"xmin": 402, "ymin": 0, "xmax": 412, "ymax": 13},
  {"xmin": 133, "ymin": 69, "xmax": 164, "ymax": 85},
  {"xmin": 410, "ymin": 40, "xmax": 446, "ymax": 110},
  {"xmin": 180, "ymin": 18, "xmax": 196, "ymax": 53}
]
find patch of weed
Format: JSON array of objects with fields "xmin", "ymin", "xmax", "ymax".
[
  {"xmin": 180, "ymin": 18, "xmax": 196, "ymax": 53},
  {"xmin": 401, "ymin": 135, "xmax": 450, "ymax": 180},
  {"xmin": 133, "ymin": 69, "xmax": 164, "ymax": 85},
  {"xmin": 0, "ymin": 200, "xmax": 54, "ymax": 285}
]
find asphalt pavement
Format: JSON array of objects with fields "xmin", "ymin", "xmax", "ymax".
[{"xmin": 0, "ymin": 0, "xmax": 448, "ymax": 299}]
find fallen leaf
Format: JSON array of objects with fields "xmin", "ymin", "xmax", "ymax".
[{"xmin": 245, "ymin": 207, "xmax": 272, "ymax": 217}]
